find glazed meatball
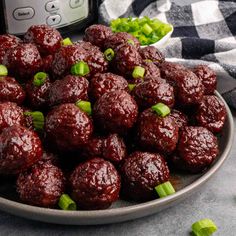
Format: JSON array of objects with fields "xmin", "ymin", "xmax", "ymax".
[
  {"xmin": 104, "ymin": 32, "xmax": 140, "ymax": 50},
  {"xmin": 17, "ymin": 161, "xmax": 65, "ymax": 207},
  {"xmin": 69, "ymin": 157, "xmax": 120, "ymax": 210},
  {"xmin": 0, "ymin": 34, "xmax": 21, "ymax": 63},
  {"xmin": 25, "ymin": 74, "xmax": 51, "ymax": 109},
  {"xmin": 0, "ymin": 102, "xmax": 25, "ymax": 133},
  {"xmin": 0, "ymin": 76, "xmax": 25, "ymax": 105},
  {"xmin": 48, "ymin": 75, "xmax": 89, "ymax": 107},
  {"xmin": 141, "ymin": 60, "xmax": 161, "ymax": 80},
  {"xmin": 114, "ymin": 43, "xmax": 142, "ymax": 77},
  {"xmin": 93, "ymin": 90, "xmax": 138, "ymax": 135},
  {"xmin": 132, "ymin": 79, "xmax": 175, "ymax": 109},
  {"xmin": 83, "ymin": 24, "xmax": 113, "ymax": 48},
  {"xmin": 193, "ymin": 65, "xmax": 216, "ymax": 95},
  {"xmin": 173, "ymin": 126, "xmax": 219, "ymax": 173},
  {"xmin": 160, "ymin": 62, "xmax": 204, "ymax": 105},
  {"xmin": 90, "ymin": 72, "xmax": 128, "ymax": 100},
  {"xmin": 169, "ymin": 109, "xmax": 188, "ymax": 130},
  {"xmin": 195, "ymin": 95, "xmax": 227, "ymax": 133},
  {"xmin": 3, "ymin": 43, "xmax": 42, "ymax": 79},
  {"xmin": 42, "ymin": 55, "xmax": 53, "ymax": 73},
  {"xmin": 121, "ymin": 152, "xmax": 170, "ymax": 201},
  {"xmin": 0, "ymin": 125, "xmax": 42, "ymax": 174},
  {"xmin": 45, "ymin": 103, "xmax": 93, "ymax": 151},
  {"xmin": 81, "ymin": 134, "xmax": 126, "ymax": 163},
  {"xmin": 51, "ymin": 44, "xmax": 108, "ymax": 78},
  {"xmin": 24, "ymin": 25, "xmax": 62, "ymax": 56},
  {"xmin": 139, "ymin": 46, "xmax": 165, "ymax": 65},
  {"xmin": 137, "ymin": 108, "xmax": 179, "ymax": 154}
]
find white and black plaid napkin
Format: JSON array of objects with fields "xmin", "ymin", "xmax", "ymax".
[{"xmin": 99, "ymin": 0, "xmax": 236, "ymax": 108}]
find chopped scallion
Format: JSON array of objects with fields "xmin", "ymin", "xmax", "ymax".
[
  {"xmin": 142, "ymin": 23, "xmax": 153, "ymax": 36},
  {"xmin": 155, "ymin": 181, "xmax": 175, "ymax": 198},
  {"xmin": 58, "ymin": 194, "xmax": 77, "ymax": 211},
  {"xmin": 132, "ymin": 66, "xmax": 145, "ymax": 79},
  {"xmin": 71, "ymin": 61, "xmax": 90, "ymax": 76},
  {"xmin": 24, "ymin": 111, "xmax": 45, "ymax": 132},
  {"xmin": 128, "ymin": 84, "xmax": 136, "ymax": 92},
  {"xmin": 192, "ymin": 219, "xmax": 217, "ymax": 236},
  {"xmin": 61, "ymin": 37, "xmax": 73, "ymax": 46},
  {"xmin": 0, "ymin": 65, "xmax": 8, "ymax": 76},
  {"xmin": 75, "ymin": 100, "xmax": 92, "ymax": 115},
  {"xmin": 33, "ymin": 72, "xmax": 47, "ymax": 87},
  {"xmin": 104, "ymin": 48, "xmax": 115, "ymax": 61},
  {"xmin": 151, "ymin": 103, "xmax": 170, "ymax": 117}
]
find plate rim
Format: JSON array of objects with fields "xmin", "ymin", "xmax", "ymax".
[{"xmin": 0, "ymin": 91, "xmax": 234, "ymax": 224}]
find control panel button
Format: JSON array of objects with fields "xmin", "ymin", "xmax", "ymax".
[
  {"xmin": 13, "ymin": 7, "xmax": 35, "ymax": 20},
  {"xmin": 70, "ymin": 0, "xmax": 84, "ymax": 9},
  {"xmin": 46, "ymin": 1, "xmax": 60, "ymax": 12},
  {"xmin": 46, "ymin": 15, "xmax": 61, "ymax": 26}
]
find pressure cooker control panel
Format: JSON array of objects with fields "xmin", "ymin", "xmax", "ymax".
[{"xmin": 3, "ymin": 0, "xmax": 89, "ymax": 35}]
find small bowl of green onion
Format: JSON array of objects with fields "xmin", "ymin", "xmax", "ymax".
[{"xmin": 110, "ymin": 16, "xmax": 173, "ymax": 48}]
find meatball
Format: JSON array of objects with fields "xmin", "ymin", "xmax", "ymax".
[
  {"xmin": 0, "ymin": 102, "xmax": 25, "ymax": 133},
  {"xmin": 132, "ymin": 79, "xmax": 175, "ymax": 109},
  {"xmin": 114, "ymin": 43, "xmax": 142, "ymax": 77},
  {"xmin": 69, "ymin": 157, "xmax": 120, "ymax": 210},
  {"xmin": 192, "ymin": 65, "xmax": 216, "ymax": 95},
  {"xmin": 0, "ymin": 76, "xmax": 25, "ymax": 105},
  {"xmin": 45, "ymin": 103, "xmax": 93, "ymax": 151},
  {"xmin": 82, "ymin": 134, "xmax": 126, "ymax": 163},
  {"xmin": 139, "ymin": 46, "xmax": 165, "ymax": 65},
  {"xmin": 93, "ymin": 90, "xmax": 138, "ymax": 135},
  {"xmin": 141, "ymin": 60, "xmax": 161, "ymax": 81},
  {"xmin": 173, "ymin": 126, "xmax": 219, "ymax": 173},
  {"xmin": 90, "ymin": 72, "xmax": 128, "ymax": 100},
  {"xmin": 137, "ymin": 108, "xmax": 179, "ymax": 154},
  {"xmin": 42, "ymin": 55, "xmax": 53, "ymax": 73},
  {"xmin": 0, "ymin": 34, "xmax": 21, "ymax": 63},
  {"xmin": 104, "ymin": 32, "xmax": 140, "ymax": 50},
  {"xmin": 169, "ymin": 109, "xmax": 188, "ymax": 130},
  {"xmin": 3, "ymin": 43, "xmax": 42, "ymax": 79},
  {"xmin": 48, "ymin": 75, "xmax": 89, "ymax": 107},
  {"xmin": 24, "ymin": 25, "xmax": 62, "ymax": 56},
  {"xmin": 17, "ymin": 161, "xmax": 65, "ymax": 207},
  {"xmin": 195, "ymin": 95, "xmax": 227, "ymax": 133},
  {"xmin": 83, "ymin": 24, "xmax": 113, "ymax": 48},
  {"xmin": 0, "ymin": 125, "xmax": 42, "ymax": 175},
  {"xmin": 25, "ymin": 74, "xmax": 51, "ymax": 109},
  {"xmin": 160, "ymin": 62, "xmax": 204, "ymax": 105},
  {"xmin": 51, "ymin": 44, "xmax": 108, "ymax": 78},
  {"xmin": 120, "ymin": 152, "xmax": 170, "ymax": 201}
]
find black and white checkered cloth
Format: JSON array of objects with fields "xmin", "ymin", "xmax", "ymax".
[{"xmin": 99, "ymin": 0, "xmax": 236, "ymax": 108}]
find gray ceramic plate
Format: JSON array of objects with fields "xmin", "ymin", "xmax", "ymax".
[{"xmin": 0, "ymin": 91, "xmax": 233, "ymax": 225}]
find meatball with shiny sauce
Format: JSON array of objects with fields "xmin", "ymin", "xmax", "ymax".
[
  {"xmin": 70, "ymin": 157, "xmax": 121, "ymax": 210},
  {"xmin": 139, "ymin": 46, "xmax": 165, "ymax": 65},
  {"xmin": 121, "ymin": 152, "xmax": 170, "ymax": 201}
]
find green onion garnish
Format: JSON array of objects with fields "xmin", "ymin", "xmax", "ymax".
[
  {"xmin": 61, "ymin": 37, "xmax": 73, "ymax": 46},
  {"xmin": 71, "ymin": 61, "xmax": 90, "ymax": 76},
  {"xmin": 0, "ymin": 65, "xmax": 8, "ymax": 76},
  {"xmin": 127, "ymin": 39, "xmax": 135, "ymax": 45},
  {"xmin": 104, "ymin": 48, "xmax": 115, "ymax": 61},
  {"xmin": 75, "ymin": 100, "xmax": 92, "ymax": 115},
  {"xmin": 128, "ymin": 84, "xmax": 136, "ymax": 92},
  {"xmin": 192, "ymin": 219, "xmax": 217, "ymax": 236},
  {"xmin": 33, "ymin": 72, "xmax": 47, "ymax": 87},
  {"xmin": 155, "ymin": 181, "xmax": 175, "ymax": 198},
  {"xmin": 132, "ymin": 66, "xmax": 145, "ymax": 79},
  {"xmin": 151, "ymin": 103, "xmax": 170, "ymax": 117},
  {"xmin": 58, "ymin": 194, "xmax": 77, "ymax": 211},
  {"xmin": 24, "ymin": 111, "xmax": 45, "ymax": 132},
  {"xmin": 142, "ymin": 23, "xmax": 153, "ymax": 36},
  {"xmin": 110, "ymin": 16, "xmax": 172, "ymax": 46}
]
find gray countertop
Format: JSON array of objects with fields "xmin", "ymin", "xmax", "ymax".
[{"xmin": 0, "ymin": 111, "xmax": 235, "ymax": 235}]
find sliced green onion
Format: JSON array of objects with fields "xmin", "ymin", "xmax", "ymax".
[
  {"xmin": 128, "ymin": 84, "xmax": 136, "ymax": 92},
  {"xmin": 151, "ymin": 103, "xmax": 170, "ymax": 117},
  {"xmin": 61, "ymin": 37, "xmax": 73, "ymax": 46},
  {"xmin": 142, "ymin": 23, "xmax": 153, "ymax": 36},
  {"xmin": 144, "ymin": 59, "xmax": 153, "ymax": 63},
  {"xmin": 127, "ymin": 39, "xmax": 134, "ymax": 45},
  {"xmin": 132, "ymin": 66, "xmax": 145, "ymax": 79},
  {"xmin": 75, "ymin": 100, "xmax": 92, "ymax": 115},
  {"xmin": 104, "ymin": 48, "xmax": 115, "ymax": 61},
  {"xmin": 192, "ymin": 219, "xmax": 217, "ymax": 236},
  {"xmin": 0, "ymin": 65, "xmax": 8, "ymax": 76},
  {"xmin": 71, "ymin": 61, "xmax": 90, "ymax": 76},
  {"xmin": 24, "ymin": 111, "xmax": 45, "ymax": 131},
  {"xmin": 58, "ymin": 194, "xmax": 77, "ymax": 211},
  {"xmin": 33, "ymin": 72, "xmax": 47, "ymax": 87},
  {"xmin": 155, "ymin": 181, "xmax": 175, "ymax": 198}
]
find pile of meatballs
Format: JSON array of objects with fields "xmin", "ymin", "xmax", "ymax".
[{"xmin": 0, "ymin": 23, "xmax": 227, "ymax": 210}]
